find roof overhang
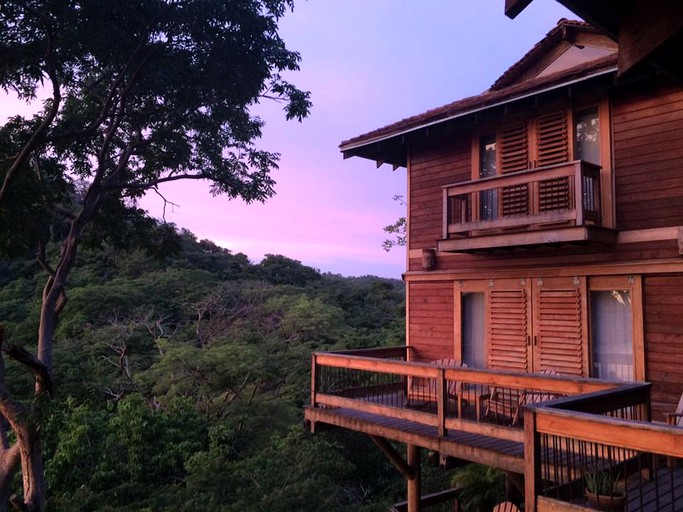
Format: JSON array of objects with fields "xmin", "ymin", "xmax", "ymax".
[
  {"xmin": 340, "ymin": 65, "xmax": 617, "ymax": 168},
  {"xmin": 506, "ymin": 0, "xmax": 683, "ymax": 81}
]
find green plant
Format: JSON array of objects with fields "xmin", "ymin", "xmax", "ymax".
[
  {"xmin": 584, "ymin": 471, "xmax": 623, "ymax": 497},
  {"xmin": 452, "ymin": 464, "xmax": 505, "ymax": 512}
]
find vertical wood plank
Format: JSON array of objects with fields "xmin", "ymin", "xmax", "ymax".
[
  {"xmin": 407, "ymin": 444, "xmax": 422, "ymax": 512},
  {"xmin": 524, "ymin": 408, "xmax": 540, "ymax": 512},
  {"xmin": 310, "ymin": 353, "xmax": 317, "ymax": 408},
  {"xmin": 437, "ymin": 368, "xmax": 446, "ymax": 437},
  {"xmin": 574, "ymin": 162, "xmax": 584, "ymax": 226},
  {"xmin": 632, "ymin": 275, "xmax": 645, "ymax": 381}
]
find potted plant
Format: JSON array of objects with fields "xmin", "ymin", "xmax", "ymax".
[{"xmin": 584, "ymin": 470, "xmax": 626, "ymax": 511}]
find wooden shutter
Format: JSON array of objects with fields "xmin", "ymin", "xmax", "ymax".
[
  {"xmin": 488, "ymin": 284, "xmax": 530, "ymax": 372},
  {"xmin": 536, "ymin": 111, "xmax": 569, "ymax": 166},
  {"xmin": 536, "ymin": 111, "xmax": 571, "ymax": 212},
  {"xmin": 499, "ymin": 122, "xmax": 528, "ymax": 173},
  {"xmin": 533, "ymin": 277, "xmax": 586, "ymax": 376},
  {"xmin": 499, "ymin": 122, "xmax": 530, "ymax": 216}
]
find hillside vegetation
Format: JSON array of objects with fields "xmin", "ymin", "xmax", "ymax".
[{"xmin": 0, "ymin": 226, "xmax": 422, "ymax": 511}]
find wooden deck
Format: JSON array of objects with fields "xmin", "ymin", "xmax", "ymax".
[
  {"xmin": 306, "ymin": 405, "xmax": 525, "ymax": 473},
  {"xmin": 624, "ymin": 466, "xmax": 683, "ymax": 511},
  {"xmin": 538, "ymin": 467, "xmax": 683, "ymax": 512}
]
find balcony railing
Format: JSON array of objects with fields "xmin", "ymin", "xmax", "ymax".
[
  {"xmin": 441, "ymin": 160, "xmax": 602, "ymax": 239},
  {"xmin": 305, "ymin": 348, "xmax": 681, "ymax": 511},
  {"xmin": 525, "ymin": 385, "xmax": 683, "ymax": 512},
  {"xmin": 309, "ymin": 350, "xmax": 626, "ymax": 444}
]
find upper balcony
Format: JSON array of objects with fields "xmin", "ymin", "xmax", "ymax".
[{"xmin": 438, "ymin": 160, "xmax": 616, "ymax": 253}]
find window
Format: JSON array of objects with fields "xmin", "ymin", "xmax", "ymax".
[
  {"xmin": 479, "ymin": 135, "xmax": 498, "ymax": 220},
  {"xmin": 466, "ymin": 99, "xmax": 614, "ymax": 229},
  {"xmin": 461, "ymin": 292, "xmax": 486, "ymax": 368},
  {"xmin": 590, "ymin": 290, "xmax": 633, "ymax": 380},
  {"xmin": 588, "ymin": 276, "xmax": 644, "ymax": 381},
  {"xmin": 453, "ymin": 276, "xmax": 643, "ymax": 381},
  {"xmin": 574, "ymin": 108, "xmax": 600, "ymax": 165}
]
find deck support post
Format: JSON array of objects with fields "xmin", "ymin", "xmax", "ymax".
[
  {"xmin": 407, "ymin": 444, "xmax": 422, "ymax": 512},
  {"xmin": 369, "ymin": 436, "xmax": 415, "ymax": 480}
]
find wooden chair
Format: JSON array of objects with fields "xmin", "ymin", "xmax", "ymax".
[
  {"xmin": 483, "ymin": 369, "xmax": 560, "ymax": 426},
  {"xmin": 406, "ymin": 359, "xmax": 467, "ymax": 410},
  {"xmin": 666, "ymin": 392, "xmax": 683, "ymax": 426},
  {"xmin": 492, "ymin": 501, "xmax": 520, "ymax": 512}
]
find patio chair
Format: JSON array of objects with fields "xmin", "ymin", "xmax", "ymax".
[
  {"xmin": 406, "ymin": 359, "xmax": 467, "ymax": 410},
  {"xmin": 483, "ymin": 369, "xmax": 559, "ymax": 426},
  {"xmin": 492, "ymin": 502, "xmax": 520, "ymax": 512},
  {"xmin": 665, "ymin": 392, "xmax": 683, "ymax": 426}
]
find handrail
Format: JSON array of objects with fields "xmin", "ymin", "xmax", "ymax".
[
  {"xmin": 310, "ymin": 351, "xmax": 626, "ymax": 442},
  {"xmin": 441, "ymin": 160, "xmax": 600, "ymax": 194},
  {"xmin": 523, "ymin": 383, "xmax": 661, "ymax": 512},
  {"xmin": 441, "ymin": 160, "xmax": 602, "ymax": 238}
]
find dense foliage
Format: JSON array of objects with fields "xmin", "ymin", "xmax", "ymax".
[
  {"xmin": 0, "ymin": 1, "xmax": 311, "ymax": 508},
  {"xmin": 0, "ymin": 226, "xmax": 420, "ymax": 511}
]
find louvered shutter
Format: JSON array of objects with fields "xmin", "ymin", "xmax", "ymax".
[
  {"xmin": 536, "ymin": 111, "xmax": 569, "ymax": 166},
  {"xmin": 536, "ymin": 111, "xmax": 571, "ymax": 212},
  {"xmin": 499, "ymin": 122, "xmax": 528, "ymax": 173},
  {"xmin": 533, "ymin": 277, "xmax": 586, "ymax": 376},
  {"xmin": 499, "ymin": 122, "xmax": 530, "ymax": 216},
  {"xmin": 488, "ymin": 286, "xmax": 530, "ymax": 372}
]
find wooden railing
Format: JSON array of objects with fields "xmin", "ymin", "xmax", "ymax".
[
  {"xmin": 310, "ymin": 351, "xmax": 622, "ymax": 443},
  {"xmin": 523, "ymin": 384, "xmax": 683, "ymax": 512},
  {"xmin": 441, "ymin": 160, "xmax": 601, "ymax": 238},
  {"xmin": 308, "ymin": 350, "xmax": 682, "ymax": 511}
]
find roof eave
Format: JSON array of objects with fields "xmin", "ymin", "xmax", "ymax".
[{"xmin": 340, "ymin": 65, "xmax": 617, "ymax": 156}]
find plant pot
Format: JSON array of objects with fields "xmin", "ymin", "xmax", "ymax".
[{"xmin": 584, "ymin": 490, "xmax": 626, "ymax": 511}]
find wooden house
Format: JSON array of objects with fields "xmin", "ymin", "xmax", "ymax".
[{"xmin": 305, "ymin": 19, "xmax": 683, "ymax": 512}]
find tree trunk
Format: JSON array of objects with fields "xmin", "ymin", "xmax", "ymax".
[{"xmin": 0, "ymin": 388, "xmax": 44, "ymax": 512}]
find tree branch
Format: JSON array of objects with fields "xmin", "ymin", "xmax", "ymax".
[
  {"xmin": 5, "ymin": 346, "xmax": 52, "ymax": 397},
  {"xmin": 0, "ymin": 26, "xmax": 61, "ymax": 208}
]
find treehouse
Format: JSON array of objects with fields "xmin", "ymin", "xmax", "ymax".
[{"xmin": 305, "ymin": 19, "xmax": 683, "ymax": 512}]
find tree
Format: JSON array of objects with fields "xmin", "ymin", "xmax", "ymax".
[
  {"xmin": 381, "ymin": 195, "xmax": 406, "ymax": 252},
  {"xmin": 0, "ymin": 1, "xmax": 310, "ymax": 509}
]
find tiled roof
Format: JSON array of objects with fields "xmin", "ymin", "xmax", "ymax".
[
  {"xmin": 490, "ymin": 19, "xmax": 601, "ymax": 90},
  {"xmin": 339, "ymin": 52, "xmax": 617, "ymax": 151}
]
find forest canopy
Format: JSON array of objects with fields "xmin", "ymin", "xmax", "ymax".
[{"xmin": 0, "ymin": 224, "xmax": 411, "ymax": 511}]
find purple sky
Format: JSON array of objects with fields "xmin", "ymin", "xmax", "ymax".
[{"xmin": 3, "ymin": 1, "xmax": 576, "ymax": 278}]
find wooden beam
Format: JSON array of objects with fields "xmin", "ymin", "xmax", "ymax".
[
  {"xmin": 391, "ymin": 488, "xmax": 460, "ymax": 512},
  {"xmin": 504, "ymin": 0, "xmax": 533, "ymax": 19},
  {"xmin": 524, "ymin": 408, "xmax": 540, "ymax": 512},
  {"xmin": 370, "ymin": 435, "xmax": 415, "ymax": 479},
  {"xmin": 617, "ymin": 0, "xmax": 683, "ymax": 76},
  {"xmin": 678, "ymin": 226, "xmax": 683, "ymax": 256},
  {"xmin": 407, "ymin": 444, "xmax": 421, "ymax": 512},
  {"xmin": 437, "ymin": 226, "xmax": 617, "ymax": 253}
]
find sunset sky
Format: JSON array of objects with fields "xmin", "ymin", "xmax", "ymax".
[{"xmin": 3, "ymin": 1, "xmax": 577, "ymax": 278}]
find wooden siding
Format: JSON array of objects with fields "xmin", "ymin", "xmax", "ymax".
[
  {"xmin": 407, "ymin": 281, "xmax": 454, "ymax": 362},
  {"xmin": 644, "ymin": 274, "xmax": 683, "ymax": 420},
  {"xmin": 409, "ymin": 133, "xmax": 470, "ymax": 251},
  {"xmin": 613, "ymin": 83, "xmax": 683, "ymax": 231},
  {"xmin": 406, "ymin": 79, "xmax": 683, "ymax": 273}
]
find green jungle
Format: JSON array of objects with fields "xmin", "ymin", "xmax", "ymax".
[{"xmin": 1, "ymin": 222, "xmax": 475, "ymax": 511}]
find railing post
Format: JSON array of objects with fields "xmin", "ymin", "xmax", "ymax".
[
  {"xmin": 524, "ymin": 407, "xmax": 540, "ymax": 512},
  {"xmin": 442, "ymin": 188, "xmax": 449, "ymax": 239},
  {"xmin": 574, "ymin": 162, "xmax": 584, "ymax": 226},
  {"xmin": 437, "ymin": 368, "xmax": 446, "ymax": 437},
  {"xmin": 311, "ymin": 352, "xmax": 318, "ymax": 408}
]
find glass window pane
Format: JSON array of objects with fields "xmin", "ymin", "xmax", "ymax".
[
  {"xmin": 462, "ymin": 292, "xmax": 486, "ymax": 368},
  {"xmin": 574, "ymin": 108, "xmax": 600, "ymax": 165},
  {"xmin": 479, "ymin": 134, "xmax": 498, "ymax": 220},
  {"xmin": 590, "ymin": 290, "xmax": 633, "ymax": 380}
]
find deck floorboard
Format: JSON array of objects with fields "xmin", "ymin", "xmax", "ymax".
[{"xmin": 306, "ymin": 406, "xmax": 525, "ymax": 473}]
